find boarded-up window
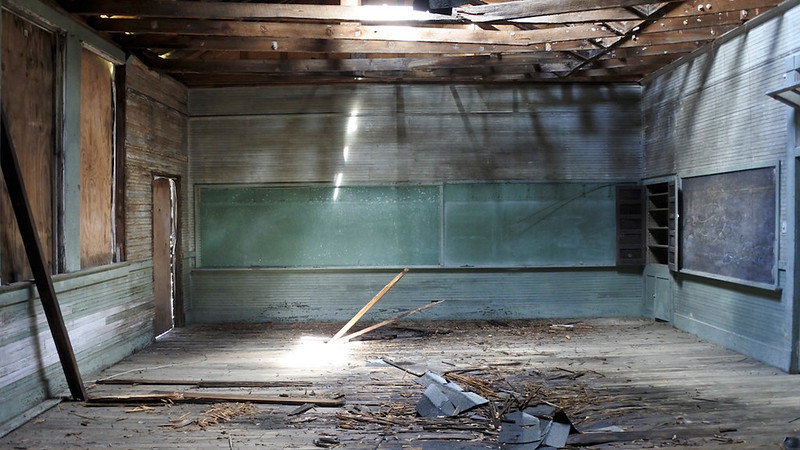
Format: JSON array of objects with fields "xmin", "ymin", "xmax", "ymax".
[
  {"xmin": 0, "ymin": 11, "xmax": 56, "ymax": 283},
  {"xmin": 80, "ymin": 49, "xmax": 115, "ymax": 268}
]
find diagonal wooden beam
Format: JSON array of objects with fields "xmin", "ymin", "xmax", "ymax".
[
  {"xmin": 562, "ymin": 1, "xmax": 683, "ymax": 77},
  {"xmin": 456, "ymin": 0, "xmax": 684, "ymax": 22},
  {"xmin": 1, "ymin": 110, "xmax": 86, "ymax": 401}
]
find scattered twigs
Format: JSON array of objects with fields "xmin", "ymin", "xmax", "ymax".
[
  {"xmin": 336, "ymin": 410, "xmax": 408, "ymax": 427},
  {"xmin": 443, "ymin": 372, "xmax": 499, "ymax": 400}
]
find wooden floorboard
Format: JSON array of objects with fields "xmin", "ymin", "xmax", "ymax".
[{"xmin": 2, "ymin": 317, "xmax": 800, "ymax": 448}]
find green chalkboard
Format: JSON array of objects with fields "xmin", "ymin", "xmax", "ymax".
[
  {"xmin": 197, "ymin": 182, "xmax": 617, "ymax": 268},
  {"xmin": 198, "ymin": 185, "xmax": 441, "ymax": 267},
  {"xmin": 443, "ymin": 183, "xmax": 616, "ymax": 266}
]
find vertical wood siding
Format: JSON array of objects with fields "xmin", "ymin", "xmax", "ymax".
[{"xmin": 642, "ymin": 4, "xmax": 800, "ymax": 370}]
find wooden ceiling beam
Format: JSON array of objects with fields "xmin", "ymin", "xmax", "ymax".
[
  {"xmin": 512, "ymin": 8, "xmax": 642, "ymax": 23},
  {"xmin": 114, "ymin": 33, "xmax": 627, "ymax": 55},
  {"xmin": 140, "ymin": 52, "xmax": 582, "ymax": 75},
  {"xmin": 169, "ymin": 70, "xmax": 644, "ymax": 87},
  {"xmin": 91, "ymin": 18, "xmax": 617, "ymax": 46},
  {"xmin": 64, "ymin": 0, "xmax": 455, "ymax": 24},
  {"xmin": 664, "ymin": 0, "xmax": 780, "ymax": 18},
  {"xmin": 455, "ymin": 0, "xmax": 684, "ymax": 22}
]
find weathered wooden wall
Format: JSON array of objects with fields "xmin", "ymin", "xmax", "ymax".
[
  {"xmin": 0, "ymin": 262, "xmax": 153, "ymax": 431},
  {"xmin": 187, "ymin": 83, "xmax": 644, "ymax": 323},
  {"xmin": 188, "ymin": 268, "xmax": 644, "ymax": 323},
  {"xmin": 80, "ymin": 48, "xmax": 114, "ymax": 269},
  {"xmin": 0, "ymin": 5, "xmax": 190, "ymax": 433},
  {"xmin": 124, "ymin": 55, "xmax": 191, "ymax": 325},
  {"xmin": 0, "ymin": 10, "xmax": 55, "ymax": 283},
  {"xmin": 641, "ymin": 2, "xmax": 800, "ymax": 370},
  {"xmin": 125, "ymin": 56, "xmax": 189, "ymax": 262},
  {"xmin": 190, "ymin": 84, "xmax": 641, "ymax": 184}
]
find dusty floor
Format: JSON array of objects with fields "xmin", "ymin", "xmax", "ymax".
[{"xmin": 2, "ymin": 317, "xmax": 800, "ymax": 449}]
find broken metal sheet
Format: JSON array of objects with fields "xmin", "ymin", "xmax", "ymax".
[
  {"xmin": 524, "ymin": 404, "xmax": 579, "ymax": 435},
  {"xmin": 542, "ymin": 421, "xmax": 570, "ymax": 448},
  {"xmin": 500, "ymin": 411, "xmax": 543, "ymax": 447},
  {"xmin": 416, "ymin": 370, "xmax": 449, "ymax": 387},
  {"xmin": 498, "ymin": 404, "xmax": 578, "ymax": 449},
  {"xmin": 415, "ymin": 371, "xmax": 489, "ymax": 417},
  {"xmin": 417, "ymin": 383, "xmax": 458, "ymax": 417}
]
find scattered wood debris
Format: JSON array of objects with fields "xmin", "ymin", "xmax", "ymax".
[
  {"xmin": 196, "ymin": 403, "xmax": 259, "ymax": 429},
  {"xmin": 313, "ymin": 435, "xmax": 340, "ymax": 448},
  {"xmin": 287, "ymin": 403, "xmax": 316, "ymax": 416}
]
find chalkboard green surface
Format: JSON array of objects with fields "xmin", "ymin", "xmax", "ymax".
[
  {"xmin": 443, "ymin": 183, "xmax": 616, "ymax": 266},
  {"xmin": 197, "ymin": 182, "xmax": 617, "ymax": 268},
  {"xmin": 199, "ymin": 186, "xmax": 441, "ymax": 267},
  {"xmin": 680, "ymin": 166, "xmax": 777, "ymax": 288}
]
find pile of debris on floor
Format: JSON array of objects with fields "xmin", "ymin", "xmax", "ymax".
[{"xmin": 333, "ymin": 356, "xmax": 586, "ymax": 449}]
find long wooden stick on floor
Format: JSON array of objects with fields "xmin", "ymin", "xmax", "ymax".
[{"xmin": 330, "ymin": 268, "xmax": 408, "ymax": 342}]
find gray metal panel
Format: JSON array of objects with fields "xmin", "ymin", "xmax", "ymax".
[
  {"xmin": 189, "ymin": 84, "xmax": 642, "ymax": 185},
  {"xmin": 187, "ymin": 268, "xmax": 643, "ymax": 323}
]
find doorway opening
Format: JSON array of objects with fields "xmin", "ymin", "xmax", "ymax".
[{"xmin": 152, "ymin": 176, "xmax": 179, "ymax": 338}]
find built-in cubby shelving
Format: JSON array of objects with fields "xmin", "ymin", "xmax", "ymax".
[
  {"xmin": 645, "ymin": 181, "xmax": 677, "ymax": 270},
  {"xmin": 615, "ymin": 185, "xmax": 645, "ymax": 266}
]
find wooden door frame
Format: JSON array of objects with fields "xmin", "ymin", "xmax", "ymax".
[{"xmin": 152, "ymin": 173, "xmax": 183, "ymax": 329}]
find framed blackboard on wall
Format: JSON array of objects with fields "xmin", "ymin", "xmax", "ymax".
[
  {"xmin": 198, "ymin": 185, "xmax": 441, "ymax": 267},
  {"xmin": 196, "ymin": 182, "xmax": 617, "ymax": 269},
  {"xmin": 680, "ymin": 165, "xmax": 779, "ymax": 289}
]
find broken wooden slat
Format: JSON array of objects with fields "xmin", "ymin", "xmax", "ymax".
[
  {"xmin": 287, "ymin": 403, "xmax": 316, "ymax": 416},
  {"xmin": 0, "ymin": 111, "xmax": 86, "ymax": 401},
  {"xmin": 330, "ymin": 268, "xmax": 408, "ymax": 342},
  {"xmin": 86, "ymin": 392, "xmax": 345, "ymax": 407},
  {"xmin": 339, "ymin": 300, "xmax": 444, "ymax": 342}
]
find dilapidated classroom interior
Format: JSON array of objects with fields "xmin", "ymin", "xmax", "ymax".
[{"xmin": 1, "ymin": 0, "xmax": 800, "ymax": 448}]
